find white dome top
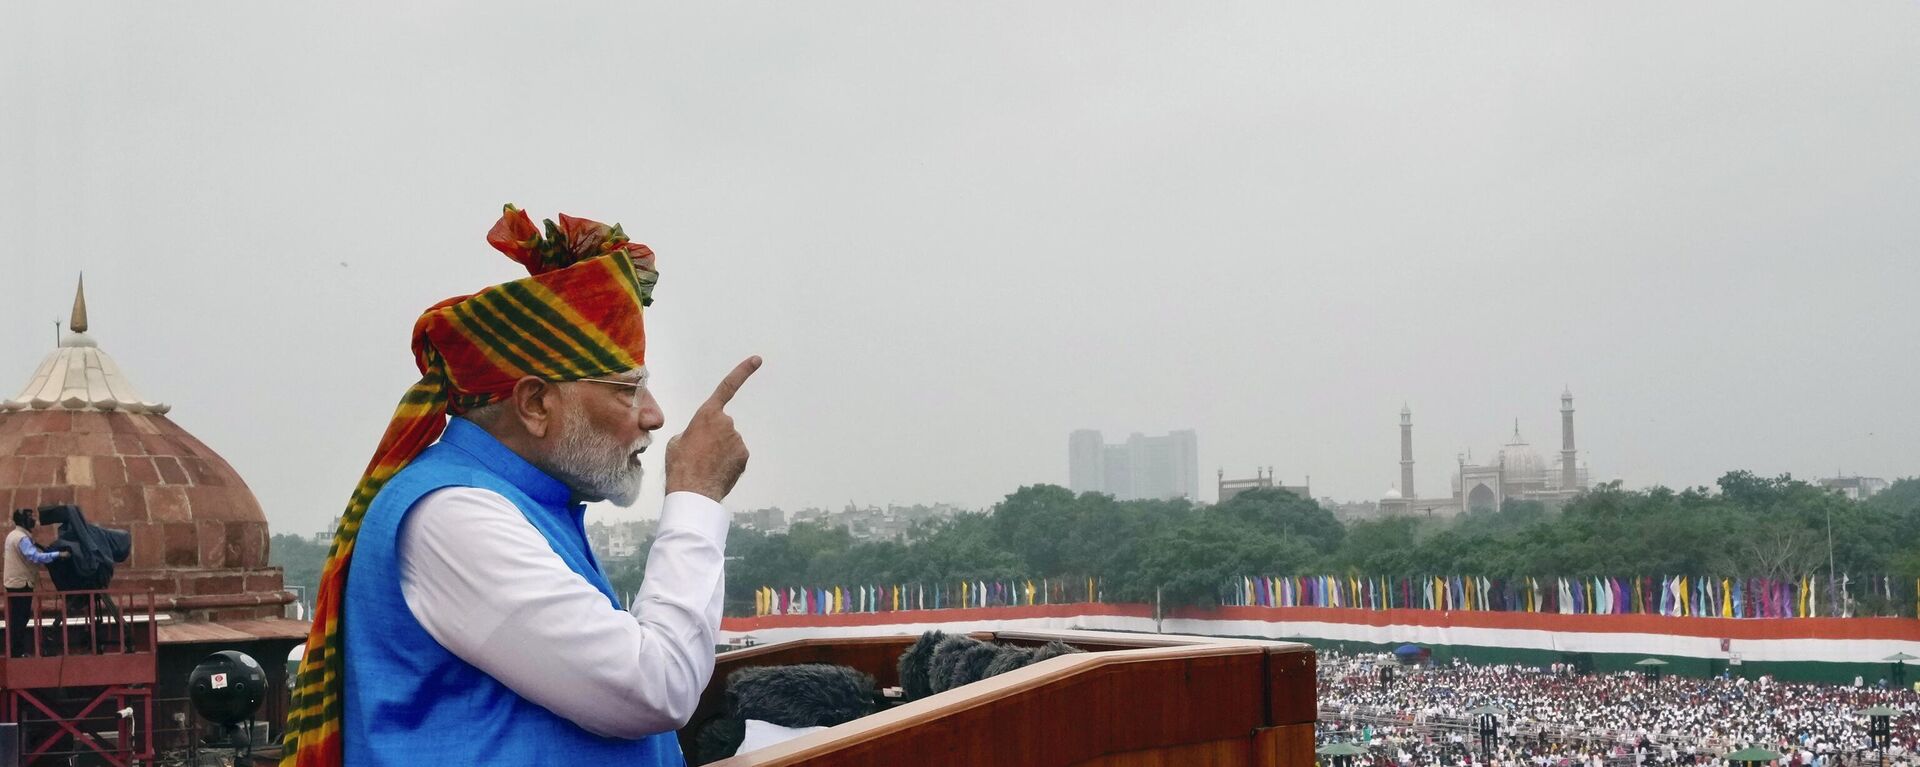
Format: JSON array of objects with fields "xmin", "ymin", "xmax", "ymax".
[
  {"xmin": 2, "ymin": 279, "xmax": 170, "ymax": 415},
  {"xmin": 1498, "ymin": 421, "xmax": 1542, "ymax": 480},
  {"xmin": 2, "ymin": 334, "xmax": 170, "ymax": 415},
  {"xmin": 1381, "ymin": 486, "xmax": 1403, "ymax": 500}
]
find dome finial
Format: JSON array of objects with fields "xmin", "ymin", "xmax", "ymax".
[{"xmin": 69, "ymin": 274, "xmax": 88, "ymax": 334}]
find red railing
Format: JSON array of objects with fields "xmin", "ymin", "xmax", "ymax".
[{"xmin": 1, "ymin": 589, "xmax": 158, "ymax": 766}]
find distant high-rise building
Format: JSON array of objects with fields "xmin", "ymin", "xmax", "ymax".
[
  {"xmin": 1102, "ymin": 444, "xmax": 1132, "ymax": 496},
  {"xmin": 1068, "ymin": 430, "xmax": 1105, "ymax": 494},
  {"xmin": 1066, "ymin": 429, "xmax": 1199, "ymax": 501}
]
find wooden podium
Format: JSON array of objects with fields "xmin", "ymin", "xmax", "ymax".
[{"xmin": 685, "ymin": 629, "xmax": 1317, "ymax": 767}]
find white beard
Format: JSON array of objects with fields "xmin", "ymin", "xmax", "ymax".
[{"xmin": 542, "ymin": 400, "xmax": 649, "ymax": 506}]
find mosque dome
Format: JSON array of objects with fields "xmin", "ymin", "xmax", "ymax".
[
  {"xmin": 1498, "ymin": 420, "xmax": 1544, "ymax": 480},
  {"xmin": 0, "ymin": 279, "xmax": 289, "ymax": 622},
  {"xmin": 1381, "ymin": 486, "xmax": 1403, "ymax": 500}
]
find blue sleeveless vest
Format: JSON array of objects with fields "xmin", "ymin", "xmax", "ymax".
[{"xmin": 342, "ymin": 418, "xmax": 683, "ymax": 766}]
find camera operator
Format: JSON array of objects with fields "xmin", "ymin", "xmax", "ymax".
[{"xmin": 5, "ymin": 508, "xmax": 71, "ymax": 657}]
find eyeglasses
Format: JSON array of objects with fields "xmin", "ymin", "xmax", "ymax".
[{"xmin": 574, "ymin": 377, "xmax": 648, "ymax": 409}]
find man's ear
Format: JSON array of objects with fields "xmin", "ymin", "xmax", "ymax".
[{"xmin": 509, "ymin": 376, "xmax": 558, "ymax": 439}]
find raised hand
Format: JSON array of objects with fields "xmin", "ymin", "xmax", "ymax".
[{"xmin": 664, "ymin": 356, "xmax": 761, "ymax": 502}]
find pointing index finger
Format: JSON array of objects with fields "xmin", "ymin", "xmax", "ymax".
[{"xmin": 704, "ymin": 356, "xmax": 762, "ymax": 410}]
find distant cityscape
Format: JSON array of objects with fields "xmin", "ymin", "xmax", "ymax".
[
  {"xmin": 315, "ymin": 466, "xmax": 1891, "ymax": 566},
  {"xmin": 1064, "ymin": 389, "xmax": 1894, "ymax": 524},
  {"xmin": 308, "ymin": 387, "xmax": 1896, "ymax": 562}
]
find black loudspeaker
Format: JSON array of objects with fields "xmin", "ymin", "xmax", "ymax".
[
  {"xmin": 0, "ymin": 721, "xmax": 19, "ymax": 767},
  {"xmin": 189, "ymin": 651, "xmax": 267, "ymax": 727}
]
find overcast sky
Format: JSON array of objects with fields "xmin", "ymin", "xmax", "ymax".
[{"xmin": 4, "ymin": 2, "xmax": 1917, "ymax": 535}]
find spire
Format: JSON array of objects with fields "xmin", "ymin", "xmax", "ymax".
[
  {"xmin": 70, "ymin": 274, "xmax": 89, "ymax": 334},
  {"xmin": 1512, "ymin": 418, "xmax": 1522, "ymax": 441}
]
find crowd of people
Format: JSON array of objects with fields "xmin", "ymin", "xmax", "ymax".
[{"xmin": 1317, "ymin": 650, "xmax": 1920, "ymax": 767}]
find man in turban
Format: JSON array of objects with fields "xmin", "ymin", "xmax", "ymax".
[{"xmin": 283, "ymin": 205, "xmax": 757, "ymax": 767}]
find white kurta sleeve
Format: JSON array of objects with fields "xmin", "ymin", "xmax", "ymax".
[{"xmin": 398, "ymin": 487, "xmax": 729, "ymax": 739}]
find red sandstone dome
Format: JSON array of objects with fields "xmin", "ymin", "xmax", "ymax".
[{"xmin": 0, "ymin": 279, "xmax": 292, "ymax": 624}]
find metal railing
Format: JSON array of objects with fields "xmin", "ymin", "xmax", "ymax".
[
  {"xmin": 2, "ymin": 588, "xmax": 157, "ymax": 661},
  {"xmin": 0, "ymin": 590, "xmax": 160, "ymax": 765},
  {"xmin": 9, "ymin": 686, "xmax": 151, "ymax": 766}
]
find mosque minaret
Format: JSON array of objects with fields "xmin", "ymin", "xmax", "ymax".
[
  {"xmin": 1561, "ymin": 388, "xmax": 1578, "ymax": 491},
  {"xmin": 1399, "ymin": 404, "xmax": 1415, "ymax": 500}
]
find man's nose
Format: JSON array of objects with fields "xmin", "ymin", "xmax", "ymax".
[{"xmin": 637, "ymin": 389, "xmax": 665, "ymax": 432}]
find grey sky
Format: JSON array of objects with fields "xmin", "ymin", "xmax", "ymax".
[{"xmin": 5, "ymin": 2, "xmax": 1917, "ymax": 536}]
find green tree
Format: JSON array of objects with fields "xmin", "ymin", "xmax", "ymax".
[
  {"xmin": 268, "ymin": 534, "xmax": 328, "ymax": 603},
  {"xmin": 1327, "ymin": 516, "xmax": 1424, "ymax": 574},
  {"xmin": 1136, "ymin": 511, "xmax": 1316, "ymax": 606},
  {"xmin": 1214, "ymin": 488, "xmax": 1343, "ymax": 551},
  {"xmin": 990, "ymin": 485, "xmax": 1078, "ymax": 576}
]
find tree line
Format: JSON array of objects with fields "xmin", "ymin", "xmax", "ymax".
[
  {"xmin": 268, "ymin": 471, "xmax": 1920, "ymax": 618},
  {"xmin": 711, "ymin": 471, "xmax": 1920, "ymax": 616}
]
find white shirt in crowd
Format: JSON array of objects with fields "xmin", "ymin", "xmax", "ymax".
[{"xmin": 398, "ymin": 488, "xmax": 728, "ymax": 739}]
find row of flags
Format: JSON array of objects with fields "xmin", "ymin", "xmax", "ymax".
[
  {"xmin": 747, "ymin": 574, "xmax": 1916, "ymax": 619},
  {"xmin": 752, "ymin": 577, "xmax": 1103, "ymax": 616},
  {"xmin": 1222, "ymin": 574, "xmax": 1910, "ymax": 618}
]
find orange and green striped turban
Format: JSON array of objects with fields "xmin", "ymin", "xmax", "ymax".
[{"xmin": 282, "ymin": 204, "xmax": 659, "ymax": 767}]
